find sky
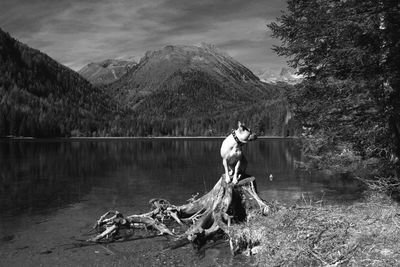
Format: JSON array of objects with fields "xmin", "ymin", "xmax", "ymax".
[{"xmin": 0, "ymin": 0, "xmax": 288, "ymax": 73}]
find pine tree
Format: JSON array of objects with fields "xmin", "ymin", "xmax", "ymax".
[{"xmin": 269, "ymin": 0, "xmax": 400, "ymax": 176}]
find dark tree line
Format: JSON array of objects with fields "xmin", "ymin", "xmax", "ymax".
[{"xmin": 269, "ymin": 0, "xmax": 400, "ymax": 180}]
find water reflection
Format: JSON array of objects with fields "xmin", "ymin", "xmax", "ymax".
[{"xmin": 0, "ymin": 138, "xmax": 363, "ymax": 219}]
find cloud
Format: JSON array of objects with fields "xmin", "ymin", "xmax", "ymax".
[
  {"xmin": 136, "ymin": 0, "xmax": 283, "ymax": 43},
  {"xmin": 0, "ymin": 0, "xmax": 288, "ymax": 72}
]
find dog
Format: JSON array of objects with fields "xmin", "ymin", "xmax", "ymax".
[{"xmin": 220, "ymin": 121, "xmax": 257, "ymax": 184}]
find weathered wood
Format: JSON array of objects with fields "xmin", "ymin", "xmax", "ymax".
[{"xmin": 87, "ymin": 174, "xmax": 271, "ymax": 253}]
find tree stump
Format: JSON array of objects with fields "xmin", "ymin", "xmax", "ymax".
[{"xmin": 87, "ymin": 174, "xmax": 271, "ymax": 254}]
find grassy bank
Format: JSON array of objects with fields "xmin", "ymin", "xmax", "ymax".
[{"xmin": 233, "ymin": 192, "xmax": 400, "ymax": 266}]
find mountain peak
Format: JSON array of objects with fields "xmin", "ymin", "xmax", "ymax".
[
  {"xmin": 106, "ymin": 44, "xmax": 279, "ymax": 117},
  {"xmin": 257, "ymin": 67, "xmax": 302, "ymax": 84}
]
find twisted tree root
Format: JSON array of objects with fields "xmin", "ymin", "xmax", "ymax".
[{"xmin": 87, "ymin": 174, "xmax": 272, "ymax": 253}]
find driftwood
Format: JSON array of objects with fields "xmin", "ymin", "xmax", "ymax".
[{"xmin": 88, "ymin": 174, "xmax": 271, "ymax": 253}]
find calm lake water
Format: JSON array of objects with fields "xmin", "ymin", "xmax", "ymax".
[{"xmin": 0, "ymin": 138, "xmax": 364, "ymax": 266}]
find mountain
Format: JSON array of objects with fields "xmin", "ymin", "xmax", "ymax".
[
  {"xmin": 107, "ymin": 44, "xmax": 277, "ymax": 107},
  {"xmin": 257, "ymin": 67, "xmax": 302, "ymax": 84},
  {"xmin": 0, "ymin": 28, "xmax": 113, "ymax": 137},
  {"xmin": 0, "ymin": 29, "xmax": 297, "ymax": 137},
  {"xmin": 78, "ymin": 58, "xmax": 136, "ymax": 85},
  {"xmin": 105, "ymin": 44, "xmax": 295, "ymax": 136}
]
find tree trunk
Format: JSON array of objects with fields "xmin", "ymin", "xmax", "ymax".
[{"xmin": 87, "ymin": 175, "xmax": 270, "ymax": 253}]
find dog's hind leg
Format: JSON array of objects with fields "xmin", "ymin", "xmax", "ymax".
[{"xmin": 232, "ymin": 160, "xmax": 242, "ymax": 184}]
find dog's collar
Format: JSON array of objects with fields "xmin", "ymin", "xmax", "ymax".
[{"xmin": 231, "ymin": 130, "xmax": 244, "ymax": 146}]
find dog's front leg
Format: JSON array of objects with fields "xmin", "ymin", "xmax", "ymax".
[
  {"xmin": 232, "ymin": 160, "xmax": 241, "ymax": 184},
  {"xmin": 223, "ymin": 158, "xmax": 231, "ymax": 183}
]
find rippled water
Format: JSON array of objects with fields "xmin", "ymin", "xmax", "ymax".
[{"xmin": 0, "ymin": 138, "xmax": 364, "ymax": 266}]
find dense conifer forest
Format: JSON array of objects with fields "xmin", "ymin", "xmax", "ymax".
[{"xmin": 269, "ymin": 0, "xmax": 400, "ymax": 184}]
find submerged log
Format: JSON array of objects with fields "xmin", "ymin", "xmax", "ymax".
[{"xmin": 88, "ymin": 174, "xmax": 271, "ymax": 253}]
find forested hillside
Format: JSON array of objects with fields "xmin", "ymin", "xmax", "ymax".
[{"xmin": 0, "ymin": 28, "xmax": 114, "ymax": 137}]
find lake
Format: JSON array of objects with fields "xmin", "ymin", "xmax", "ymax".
[{"xmin": 0, "ymin": 138, "xmax": 364, "ymax": 266}]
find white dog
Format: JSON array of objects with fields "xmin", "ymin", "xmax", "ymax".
[{"xmin": 220, "ymin": 121, "xmax": 257, "ymax": 184}]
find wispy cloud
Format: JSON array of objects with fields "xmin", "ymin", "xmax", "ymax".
[{"xmin": 0, "ymin": 0, "xmax": 287, "ymax": 72}]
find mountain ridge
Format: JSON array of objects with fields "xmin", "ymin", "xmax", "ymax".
[
  {"xmin": 78, "ymin": 58, "xmax": 137, "ymax": 85},
  {"xmin": 106, "ymin": 44, "xmax": 278, "ymax": 109}
]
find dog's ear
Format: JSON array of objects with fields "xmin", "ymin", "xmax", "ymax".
[{"xmin": 238, "ymin": 121, "xmax": 247, "ymax": 129}]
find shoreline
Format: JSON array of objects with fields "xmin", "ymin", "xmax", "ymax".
[{"xmin": 0, "ymin": 136, "xmax": 298, "ymax": 141}]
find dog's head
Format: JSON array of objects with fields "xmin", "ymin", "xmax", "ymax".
[{"xmin": 236, "ymin": 121, "xmax": 257, "ymax": 142}]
